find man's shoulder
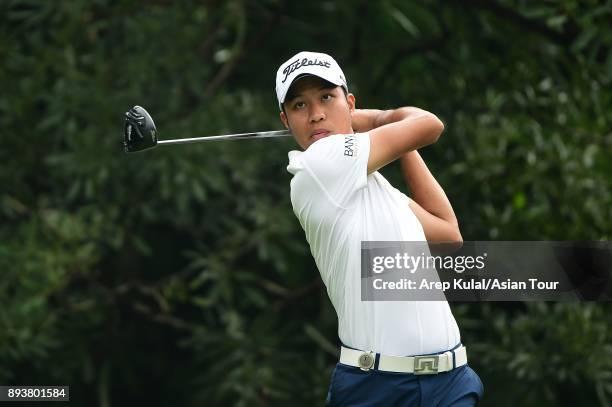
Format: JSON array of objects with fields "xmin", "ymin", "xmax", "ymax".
[
  {"xmin": 294, "ymin": 132, "xmax": 368, "ymax": 161},
  {"xmin": 287, "ymin": 132, "xmax": 373, "ymax": 209},
  {"xmin": 287, "ymin": 133, "xmax": 346, "ymax": 174}
]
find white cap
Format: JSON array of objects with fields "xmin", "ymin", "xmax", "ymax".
[{"xmin": 275, "ymin": 51, "xmax": 348, "ymax": 110}]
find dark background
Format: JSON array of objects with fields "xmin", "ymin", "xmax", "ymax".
[{"xmin": 1, "ymin": 0, "xmax": 611, "ymax": 406}]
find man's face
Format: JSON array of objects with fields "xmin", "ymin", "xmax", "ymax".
[{"xmin": 280, "ymin": 76, "xmax": 355, "ymax": 150}]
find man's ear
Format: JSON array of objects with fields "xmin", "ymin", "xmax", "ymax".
[
  {"xmin": 280, "ymin": 111, "xmax": 289, "ymax": 129},
  {"xmin": 347, "ymin": 93, "xmax": 356, "ymax": 113}
]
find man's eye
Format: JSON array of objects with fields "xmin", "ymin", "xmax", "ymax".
[
  {"xmin": 322, "ymin": 94, "xmax": 333, "ymax": 101},
  {"xmin": 294, "ymin": 101, "xmax": 305, "ymax": 109}
]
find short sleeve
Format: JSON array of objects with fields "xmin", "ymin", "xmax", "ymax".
[{"xmin": 290, "ymin": 132, "xmax": 370, "ymax": 208}]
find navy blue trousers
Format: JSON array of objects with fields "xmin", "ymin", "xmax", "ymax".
[{"xmin": 325, "ymin": 346, "xmax": 484, "ymax": 406}]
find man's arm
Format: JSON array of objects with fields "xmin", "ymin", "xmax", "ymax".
[
  {"xmin": 402, "ymin": 151, "xmax": 462, "ymax": 243},
  {"xmin": 351, "ymin": 107, "xmax": 443, "ymax": 174},
  {"xmin": 351, "ymin": 108, "xmax": 462, "ymax": 243}
]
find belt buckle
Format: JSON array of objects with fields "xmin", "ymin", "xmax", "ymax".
[
  {"xmin": 413, "ymin": 355, "xmax": 439, "ymax": 375},
  {"xmin": 358, "ymin": 351, "xmax": 375, "ymax": 371}
]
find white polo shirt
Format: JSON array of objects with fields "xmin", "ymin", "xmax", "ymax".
[{"xmin": 287, "ymin": 132, "xmax": 460, "ymax": 356}]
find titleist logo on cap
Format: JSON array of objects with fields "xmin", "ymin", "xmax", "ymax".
[{"xmin": 282, "ymin": 58, "xmax": 331, "ymax": 83}]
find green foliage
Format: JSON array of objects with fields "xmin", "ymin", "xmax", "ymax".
[
  {"xmin": 457, "ymin": 302, "xmax": 612, "ymax": 406},
  {"xmin": 1, "ymin": 0, "xmax": 610, "ymax": 405}
]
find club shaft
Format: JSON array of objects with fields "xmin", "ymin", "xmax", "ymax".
[{"xmin": 157, "ymin": 130, "xmax": 291, "ymax": 145}]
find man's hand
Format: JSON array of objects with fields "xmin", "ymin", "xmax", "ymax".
[{"xmin": 351, "ymin": 109, "xmax": 380, "ymax": 133}]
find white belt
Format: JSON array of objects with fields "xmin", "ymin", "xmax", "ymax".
[{"xmin": 339, "ymin": 345, "xmax": 468, "ymax": 374}]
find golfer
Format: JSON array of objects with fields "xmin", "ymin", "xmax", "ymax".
[{"xmin": 276, "ymin": 51, "xmax": 484, "ymax": 406}]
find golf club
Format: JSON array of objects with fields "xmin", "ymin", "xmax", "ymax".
[{"xmin": 123, "ymin": 105, "xmax": 291, "ymax": 153}]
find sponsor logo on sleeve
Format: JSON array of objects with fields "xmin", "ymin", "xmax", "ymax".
[{"xmin": 344, "ymin": 134, "xmax": 356, "ymax": 157}]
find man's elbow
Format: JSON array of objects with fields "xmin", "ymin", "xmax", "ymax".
[
  {"xmin": 447, "ymin": 225, "xmax": 463, "ymax": 251},
  {"xmin": 440, "ymin": 222, "xmax": 463, "ymax": 251},
  {"xmin": 428, "ymin": 226, "xmax": 463, "ymax": 255},
  {"xmin": 429, "ymin": 116, "xmax": 444, "ymax": 143},
  {"xmin": 418, "ymin": 114, "xmax": 444, "ymax": 146},
  {"xmin": 432, "ymin": 228, "xmax": 463, "ymax": 255},
  {"xmin": 426, "ymin": 222, "xmax": 463, "ymax": 254},
  {"xmin": 450, "ymin": 228, "xmax": 463, "ymax": 246},
  {"xmin": 446, "ymin": 216, "xmax": 462, "ymax": 241}
]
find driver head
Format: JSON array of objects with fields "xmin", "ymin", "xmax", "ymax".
[{"xmin": 124, "ymin": 105, "xmax": 158, "ymax": 153}]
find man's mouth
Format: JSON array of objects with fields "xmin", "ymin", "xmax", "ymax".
[{"xmin": 311, "ymin": 129, "xmax": 331, "ymax": 141}]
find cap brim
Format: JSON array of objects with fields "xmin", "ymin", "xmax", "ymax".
[{"xmin": 279, "ymin": 73, "xmax": 345, "ymax": 109}]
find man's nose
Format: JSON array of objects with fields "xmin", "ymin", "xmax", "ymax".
[{"xmin": 309, "ymin": 106, "xmax": 325, "ymax": 122}]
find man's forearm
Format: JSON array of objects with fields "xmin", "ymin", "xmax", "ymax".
[
  {"xmin": 352, "ymin": 107, "xmax": 433, "ymax": 132},
  {"xmin": 374, "ymin": 107, "xmax": 434, "ymax": 128},
  {"xmin": 400, "ymin": 150, "xmax": 458, "ymax": 225},
  {"xmin": 353, "ymin": 107, "xmax": 458, "ymax": 225},
  {"xmin": 376, "ymin": 108, "xmax": 457, "ymax": 225}
]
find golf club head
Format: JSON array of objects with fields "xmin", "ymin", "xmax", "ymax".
[{"xmin": 124, "ymin": 105, "xmax": 158, "ymax": 153}]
